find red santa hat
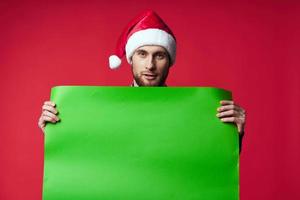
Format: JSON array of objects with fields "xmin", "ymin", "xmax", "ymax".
[{"xmin": 109, "ymin": 10, "xmax": 177, "ymax": 69}]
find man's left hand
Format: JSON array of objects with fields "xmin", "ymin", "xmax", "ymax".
[{"xmin": 216, "ymin": 100, "xmax": 246, "ymax": 135}]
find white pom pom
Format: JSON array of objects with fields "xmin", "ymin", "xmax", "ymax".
[{"xmin": 109, "ymin": 55, "xmax": 122, "ymax": 69}]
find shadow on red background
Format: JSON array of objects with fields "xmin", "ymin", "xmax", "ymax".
[{"xmin": 0, "ymin": 1, "xmax": 299, "ymax": 199}]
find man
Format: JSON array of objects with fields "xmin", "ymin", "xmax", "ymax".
[{"xmin": 38, "ymin": 10, "xmax": 246, "ymax": 147}]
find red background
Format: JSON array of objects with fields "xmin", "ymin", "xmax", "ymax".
[{"xmin": 1, "ymin": 1, "xmax": 299, "ymax": 199}]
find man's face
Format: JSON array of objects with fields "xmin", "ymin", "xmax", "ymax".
[{"xmin": 131, "ymin": 45, "xmax": 170, "ymax": 86}]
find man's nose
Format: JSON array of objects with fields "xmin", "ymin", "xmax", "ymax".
[{"xmin": 145, "ymin": 56, "xmax": 155, "ymax": 70}]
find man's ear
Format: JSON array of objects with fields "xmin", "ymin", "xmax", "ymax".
[
  {"xmin": 128, "ymin": 55, "xmax": 133, "ymax": 64},
  {"xmin": 129, "ymin": 59, "xmax": 133, "ymax": 66},
  {"xmin": 167, "ymin": 53, "xmax": 172, "ymax": 67}
]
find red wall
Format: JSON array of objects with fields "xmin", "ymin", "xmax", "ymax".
[{"xmin": 1, "ymin": 1, "xmax": 299, "ymax": 199}]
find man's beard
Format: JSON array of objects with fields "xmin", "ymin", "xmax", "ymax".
[{"xmin": 133, "ymin": 70, "xmax": 169, "ymax": 86}]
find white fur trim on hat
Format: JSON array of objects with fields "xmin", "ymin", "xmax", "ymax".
[
  {"xmin": 109, "ymin": 55, "xmax": 122, "ymax": 69},
  {"xmin": 125, "ymin": 28, "xmax": 176, "ymax": 65}
]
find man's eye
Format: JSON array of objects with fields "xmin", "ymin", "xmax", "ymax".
[
  {"xmin": 156, "ymin": 53, "xmax": 166, "ymax": 60},
  {"xmin": 138, "ymin": 51, "xmax": 146, "ymax": 57}
]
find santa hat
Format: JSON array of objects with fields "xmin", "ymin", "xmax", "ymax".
[{"xmin": 109, "ymin": 10, "xmax": 177, "ymax": 69}]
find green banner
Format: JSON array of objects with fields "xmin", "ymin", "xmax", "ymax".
[{"xmin": 43, "ymin": 86, "xmax": 239, "ymax": 200}]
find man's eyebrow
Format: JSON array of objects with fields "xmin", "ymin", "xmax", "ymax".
[
  {"xmin": 136, "ymin": 49, "xmax": 147, "ymax": 53},
  {"xmin": 155, "ymin": 51, "xmax": 167, "ymax": 55}
]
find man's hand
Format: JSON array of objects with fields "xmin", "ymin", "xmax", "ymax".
[
  {"xmin": 216, "ymin": 100, "xmax": 246, "ymax": 135},
  {"xmin": 38, "ymin": 101, "xmax": 60, "ymax": 133}
]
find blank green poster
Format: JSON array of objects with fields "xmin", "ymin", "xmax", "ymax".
[{"xmin": 43, "ymin": 86, "xmax": 239, "ymax": 200}]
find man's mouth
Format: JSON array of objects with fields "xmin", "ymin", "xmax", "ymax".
[{"xmin": 143, "ymin": 73, "xmax": 157, "ymax": 80}]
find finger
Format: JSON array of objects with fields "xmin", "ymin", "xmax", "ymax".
[
  {"xmin": 40, "ymin": 123, "xmax": 45, "ymax": 129},
  {"xmin": 231, "ymin": 104, "xmax": 245, "ymax": 114},
  {"xmin": 217, "ymin": 107, "xmax": 246, "ymax": 119},
  {"xmin": 38, "ymin": 117, "xmax": 45, "ymax": 128},
  {"xmin": 42, "ymin": 105, "xmax": 58, "ymax": 114},
  {"xmin": 217, "ymin": 106, "xmax": 244, "ymax": 116},
  {"xmin": 217, "ymin": 110, "xmax": 238, "ymax": 118},
  {"xmin": 239, "ymin": 107, "xmax": 246, "ymax": 115},
  {"xmin": 237, "ymin": 124, "xmax": 242, "ymax": 133},
  {"xmin": 217, "ymin": 104, "xmax": 234, "ymax": 112},
  {"xmin": 220, "ymin": 100, "xmax": 234, "ymax": 105},
  {"xmin": 220, "ymin": 116, "xmax": 244, "ymax": 127},
  {"xmin": 219, "ymin": 101, "xmax": 245, "ymax": 113},
  {"xmin": 41, "ymin": 115, "xmax": 58, "ymax": 123},
  {"xmin": 39, "ymin": 122, "xmax": 45, "ymax": 130},
  {"xmin": 220, "ymin": 116, "xmax": 245, "ymax": 133},
  {"xmin": 44, "ymin": 101, "xmax": 56, "ymax": 107},
  {"xmin": 220, "ymin": 117, "xmax": 236, "ymax": 123},
  {"xmin": 43, "ymin": 110, "xmax": 60, "ymax": 121}
]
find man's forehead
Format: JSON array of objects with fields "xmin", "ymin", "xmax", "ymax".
[{"xmin": 136, "ymin": 45, "xmax": 167, "ymax": 53}]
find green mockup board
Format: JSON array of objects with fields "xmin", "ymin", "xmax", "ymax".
[{"xmin": 43, "ymin": 86, "xmax": 239, "ymax": 200}]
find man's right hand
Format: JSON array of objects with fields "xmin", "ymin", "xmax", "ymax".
[{"xmin": 38, "ymin": 101, "xmax": 60, "ymax": 133}]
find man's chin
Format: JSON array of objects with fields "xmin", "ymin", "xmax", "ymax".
[
  {"xmin": 136, "ymin": 78, "xmax": 161, "ymax": 87},
  {"xmin": 140, "ymin": 81, "xmax": 160, "ymax": 87}
]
